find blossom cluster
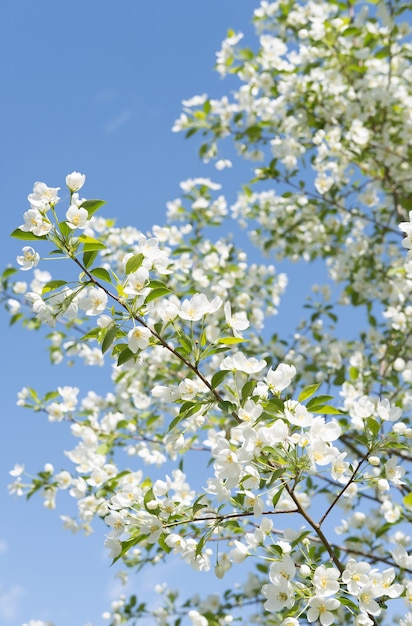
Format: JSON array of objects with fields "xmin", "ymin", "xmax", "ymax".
[{"xmin": 3, "ymin": 1, "xmax": 412, "ymax": 625}]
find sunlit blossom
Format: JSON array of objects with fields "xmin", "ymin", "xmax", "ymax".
[
  {"xmin": 220, "ymin": 351, "xmax": 266, "ymax": 373},
  {"xmin": 178, "ymin": 293, "xmax": 222, "ymax": 321},
  {"xmin": 66, "ymin": 171, "xmax": 86, "ymax": 192},
  {"xmin": 66, "ymin": 204, "xmax": 90, "ymax": 230},
  {"xmin": 127, "ymin": 326, "xmax": 151, "ymax": 353},
  {"xmin": 79, "ymin": 287, "xmax": 108, "ymax": 315},
  {"xmin": 16, "ymin": 246, "xmax": 40, "ymax": 271}
]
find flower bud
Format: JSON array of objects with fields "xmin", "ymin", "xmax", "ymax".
[
  {"xmin": 368, "ymin": 456, "xmax": 380, "ymax": 466},
  {"xmin": 300, "ymin": 564, "xmax": 311, "ymax": 578},
  {"xmin": 66, "ymin": 171, "xmax": 86, "ymax": 192}
]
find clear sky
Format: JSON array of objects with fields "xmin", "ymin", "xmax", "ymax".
[{"xmin": 0, "ymin": 3, "xmax": 262, "ymax": 625}]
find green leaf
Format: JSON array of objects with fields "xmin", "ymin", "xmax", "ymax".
[
  {"xmin": 59, "ymin": 289, "xmax": 82, "ymax": 316},
  {"xmin": 81, "ymin": 327, "xmax": 101, "ymax": 340},
  {"xmin": 79, "ymin": 235, "xmax": 107, "ymax": 251},
  {"xmin": 242, "ymin": 380, "xmax": 257, "ymax": 402},
  {"xmin": 143, "ymin": 487, "xmax": 156, "ymax": 510},
  {"xmin": 200, "ymin": 345, "xmax": 231, "ymax": 359},
  {"xmin": 374, "ymin": 46, "xmax": 390, "ymax": 59},
  {"xmin": 125, "ymin": 254, "xmax": 144, "ymax": 275},
  {"xmin": 366, "ymin": 417, "xmax": 380, "ymax": 437},
  {"xmin": 2, "ymin": 267, "xmax": 18, "ymax": 280},
  {"xmin": 400, "ymin": 196, "xmax": 412, "ymax": 211},
  {"xmin": 403, "ymin": 492, "xmax": 412, "ymax": 509},
  {"xmin": 271, "ymin": 487, "xmax": 284, "ymax": 508},
  {"xmin": 168, "ymin": 402, "xmax": 201, "ymax": 431},
  {"xmin": 58, "ymin": 221, "xmax": 71, "ymax": 238},
  {"xmin": 245, "ymin": 125, "xmax": 262, "ymax": 140},
  {"xmin": 90, "ymin": 267, "xmax": 112, "ymax": 284},
  {"xmin": 218, "ymin": 400, "xmax": 236, "ymax": 415},
  {"xmin": 185, "ymin": 128, "xmax": 198, "ymax": 138},
  {"xmin": 128, "ymin": 595, "xmax": 137, "ymax": 609},
  {"xmin": 266, "ymin": 467, "xmax": 286, "ymax": 488},
  {"xmin": 178, "ymin": 333, "xmax": 193, "ymax": 353},
  {"xmin": 80, "ymin": 199, "xmax": 107, "ymax": 217},
  {"xmin": 175, "ymin": 346, "xmax": 191, "ymax": 360},
  {"xmin": 102, "ymin": 324, "xmax": 117, "ymax": 354},
  {"xmin": 42, "ymin": 280, "xmax": 67, "ymax": 294},
  {"xmin": 9, "ymin": 313, "xmax": 23, "ymax": 325},
  {"xmin": 11, "ymin": 228, "xmax": 47, "ymax": 241},
  {"xmin": 117, "ymin": 347, "xmax": 135, "ymax": 366},
  {"xmin": 195, "ymin": 533, "xmax": 208, "ymax": 558},
  {"xmin": 217, "ymin": 337, "xmax": 249, "ymax": 345},
  {"xmin": 298, "ymin": 383, "xmax": 321, "ymax": 402},
  {"xmin": 339, "ymin": 597, "xmax": 361, "ymax": 612},
  {"xmin": 96, "ymin": 442, "xmax": 110, "ymax": 455},
  {"xmin": 148, "ymin": 279, "xmax": 169, "ymax": 289},
  {"xmin": 26, "ymin": 479, "xmax": 46, "ymax": 500},
  {"xmin": 44, "ymin": 391, "xmax": 59, "ymax": 402},
  {"xmin": 306, "ymin": 395, "xmax": 334, "ymax": 410},
  {"xmin": 342, "ymin": 26, "xmax": 361, "ymax": 36},
  {"xmin": 333, "ymin": 366, "xmax": 345, "ymax": 386},
  {"xmin": 256, "ymin": 563, "xmax": 269, "ymax": 574},
  {"xmin": 376, "ymin": 522, "xmax": 392, "ymax": 538},
  {"xmin": 145, "ymin": 287, "xmax": 172, "ymax": 303},
  {"xmin": 192, "ymin": 495, "xmax": 208, "ymax": 515},
  {"xmin": 112, "ymin": 535, "xmax": 144, "ymax": 565},
  {"xmin": 211, "ymin": 370, "xmax": 230, "ymax": 389},
  {"xmin": 263, "ymin": 397, "xmax": 285, "ymax": 415},
  {"xmin": 83, "ymin": 249, "xmax": 98, "ymax": 268},
  {"xmin": 310, "ymin": 405, "xmax": 342, "ymax": 415},
  {"xmin": 157, "ymin": 533, "xmax": 172, "ymax": 555}
]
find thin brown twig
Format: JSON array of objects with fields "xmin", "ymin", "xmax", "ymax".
[
  {"xmin": 284, "ymin": 483, "xmax": 344, "ymax": 573},
  {"xmin": 318, "ymin": 452, "xmax": 370, "ymax": 527}
]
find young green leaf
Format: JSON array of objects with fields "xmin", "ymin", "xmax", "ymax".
[
  {"xmin": 58, "ymin": 221, "xmax": 71, "ymax": 238},
  {"xmin": 366, "ymin": 417, "xmax": 380, "ymax": 437},
  {"xmin": 217, "ymin": 337, "xmax": 249, "ymax": 345},
  {"xmin": 211, "ymin": 369, "xmax": 230, "ymax": 389},
  {"xmin": 79, "ymin": 235, "xmax": 107, "ymax": 251},
  {"xmin": 80, "ymin": 199, "xmax": 107, "ymax": 217},
  {"xmin": 298, "ymin": 383, "xmax": 321, "ymax": 403},
  {"xmin": 145, "ymin": 287, "xmax": 172, "ymax": 303},
  {"xmin": 306, "ymin": 395, "xmax": 334, "ymax": 410},
  {"xmin": 178, "ymin": 333, "xmax": 193, "ymax": 354},
  {"xmin": 117, "ymin": 347, "xmax": 135, "ymax": 366},
  {"xmin": 81, "ymin": 327, "xmax": 101, "ymax": 340},
  {"xmin": 271, "ymin": 486, "xmax": 284, "ymax": 508},
  {"xmin": 148, "ymin": 279, "xmax": 170, "ymax": 289},
  {"xmin": 242, "ymin": 380, "xmax": 257, "ymax": 402},
  {"xmin": 2, "ymin": 267, "xmax": 18, "ymax": 280},
  {"xmin": 101, "ymin": 324, "xmax": 118, "ymax": 354},
  {"xmin": 125, "ymin": 254, "xmax": 144, "ymax": 275},
  {"xmin": 168, "ymin": 402, "xmax": 201, "ymax": 431},
  {"xmin": 309, "ymin": 405, "xmax": 343, "ymax": 415},
  {"xmin": 111, "ymin": 535, "xmax": 143, "ymax": 565},
  {"xmin": 11, "ymin": 228, "xmax": 47, "ymax": 241},
  {"xmin": 403, "ymin": 493, "xmax": 412, "ymax": 509},
  {"xmin": 42, "ymin": 280, "xmax": 68, "ymax": 295},
  {"xmin": 83, "ymin": 249, "xmax": 98, "ymax": 269},
  {"xmin": 90, "ymin": 267, "xmax": 112, "ymax": 284}
]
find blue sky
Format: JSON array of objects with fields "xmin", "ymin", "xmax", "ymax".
[{"xmin": 0, "ymin": 3, "xmax": 263, "ymax": 625}]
